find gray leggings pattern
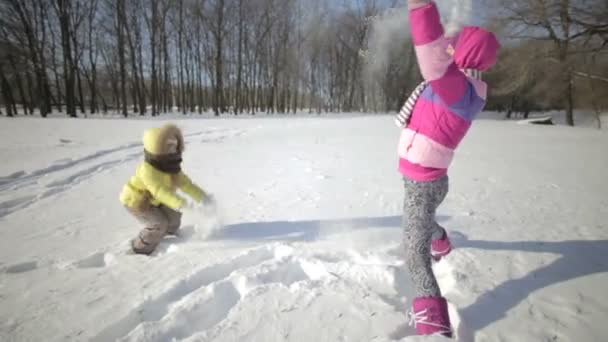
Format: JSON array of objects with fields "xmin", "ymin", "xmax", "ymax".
[{"xmin": 402, "ymin": 176, "xmax": 448, "ymax": 297}]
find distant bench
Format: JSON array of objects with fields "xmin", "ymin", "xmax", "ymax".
[{"xmin": 517, "ymin": 116, "xmax": 554, "ymax": 125}]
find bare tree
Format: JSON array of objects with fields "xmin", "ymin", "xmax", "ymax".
[
  {"xmin": 2, "ymin": 0, "xmax": 53, "ymax": 116},
  {"xmin": 144, "ymin": 0, "xmax": 160, "ymax": 116},
  {"xmin": 54, "ymin": 0, "xmax": 78, "ymax": 117},
  {"xmin": 115, "ymin": 0, "xmax": 128, "ymax": 116},
  {"xmin": 234, "ymin": 0, "xmax": 244, "ymax": 115},
  {"xmin": 494, "ymin": 0, "xmax": 608, "ymax": 126},
  {"xmin": 82, "ymin": 0, "xmax": 100, "ymax": 114},
  {"xmin": 209, "ymin": 0, "xmax": 227, "ymax": 116},
  {"xmin": 0, "ymin": 58, "xmax": 16, "ymax": 116},
  {"xmin": 1, "ymin": 0, "xmax": 603, "ymax": 119}
]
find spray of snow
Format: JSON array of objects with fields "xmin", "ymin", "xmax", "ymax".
[
  {"xmin": 443, "ymin": 0, "xmax": 473, "ymax": 35},
  {"xmin": 364, "ymin": 0, "xmax": 473, "ymax": 80},
  {"xmin": 364, "ymin": 6, "xmax": 410, "ymax": 82},
  {"xmin": 188, "ymin": 198, "xmax": 224, "ymax": 240}
]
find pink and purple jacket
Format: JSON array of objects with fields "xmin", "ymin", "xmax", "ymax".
[{"xmin": 398, "ymin": 0, "xmax": 500, "ymax": 181}]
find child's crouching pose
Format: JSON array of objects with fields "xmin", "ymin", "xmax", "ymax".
[{"xmin": 120, "ymin": 123, "xmax": 211, "ymax": 255}]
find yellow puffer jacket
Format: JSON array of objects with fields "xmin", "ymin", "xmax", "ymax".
[
  {"xmin": 120, "ymin": 162, "xmax": 205, "ymax": 210},
  {"xmin": 120, "ymin": 123, "xmax": 205, "ymax": 211}
]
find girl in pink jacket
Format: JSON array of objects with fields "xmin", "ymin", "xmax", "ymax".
[{"xmin": 396, "ymin": 0, "xmax": 499, "ymax": 337}]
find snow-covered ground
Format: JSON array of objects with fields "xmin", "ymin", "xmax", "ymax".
[{"xmin": 0, "ymin": 115, "xmax": 607, "ymax": 342}]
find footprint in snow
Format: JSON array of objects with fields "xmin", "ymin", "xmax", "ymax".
[
  {"xmin": 5, "ymin": 261, "xmax": 38, "ymax": 274},
  {"xmin": 74, "ymin": 252, "xmax": 115, "ymax": 269}
]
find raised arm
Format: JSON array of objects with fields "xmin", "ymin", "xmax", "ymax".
[{"xmin": 409, "ymin": 0, "xmax": 467, "ymax": 105}]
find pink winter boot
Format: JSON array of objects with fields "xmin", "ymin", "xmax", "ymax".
[
  {"xmin": 410, "ymin": 297, "xmax": 452, "ymax": 337},
  {"xmin": 431, "ymin": 229, "xmax": 452, "ymax": 261}
]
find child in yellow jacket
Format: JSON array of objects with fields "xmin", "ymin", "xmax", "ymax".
[{"xmin": 120, "ymin": 123, "xmax": 210, "ymax": 255}]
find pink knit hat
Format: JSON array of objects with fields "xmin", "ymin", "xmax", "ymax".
[{"xmin": 452, "ymin": 26, "xmax": 500, "ymax": 71}]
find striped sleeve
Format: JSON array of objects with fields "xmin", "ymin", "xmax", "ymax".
[{"xmin": 395, "ymin": 81, "xmax": 427, "ymax": 128}]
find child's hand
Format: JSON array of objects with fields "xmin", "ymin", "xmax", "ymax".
[
  {"xmin": 182, "ymin": 195, "xmax": 217, "ymax": 222},
  {"xmin": 201, "ymin": 194, "xmax": 216, "ymax": 208},
  {"xmin": 181, "ymin": 194, "xmax": 216, "ymax": 214},
  {"xmin": 180, "ymin": 200, "xmax": 197, "ymax": 213}
]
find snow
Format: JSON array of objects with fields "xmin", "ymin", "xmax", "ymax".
[{"xmin": 0, "ymin": 115, "xmax": 607, "ymax": 341}]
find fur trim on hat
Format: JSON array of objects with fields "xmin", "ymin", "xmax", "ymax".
[{"xmin": 144, "ymin": 123, "xmax": 185, "ymax": 156}]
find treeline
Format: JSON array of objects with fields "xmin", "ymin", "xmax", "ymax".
[
  {"xmin": 0, "ymin": 0, "xmax": 606, "ymax": 126},
  {"xmin": 484, "ymin": 0, "xmax": 608, "ymax": 127}
]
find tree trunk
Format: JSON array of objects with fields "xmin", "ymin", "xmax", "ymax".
[
  {"xmin": 8, "ymin": 55, "xmax": 30, "ymax": 115},
  {"xmin": 196, "ymin": 37, "xmax": 204, "ymax": 113},
  {"xmin": 0, "ymin": 65, "xmax": 16, "ymax": 117},
  {"xmin": 235, "ymin": 0, "xmax": 244, "ymax": 115},
  {"xmin": 56, "ymin": 0, "xmax": 77, "ymax": 117},
  {"xmin": 178, "ymin": 0, "xmax": 186, "ymax": 114},
  {"xmin": 196, "ymin": 57, "xmax": 202, "ymax": 114},
  {"xmin": 213, "ymin": 0, "xmax": 225, "ymax": 116},
  {"xmin": 25, "ymin": 72, "xmax": 35, "ymax": 115},
  {"xmin": 124, "ymin": 8, "xmax": 139, "ymax": 114},
  {"xmin": 149, "ymin": 0, "xmax": 159, "ymax": 116},
  {"xmin": 49, "ymin": 23, "xmax": 63, "ymax": 113},
  {"xmin": 69, "ymin": 13, "xmax": 85, "ymax": 115},
  {"xmin": 565, "ymin": 71, "xmax": 574, "ymax": 126},
  {"xmin": 89, "ymin": 64, "xmax": 98, "ymax": 114},
  {"xmin": 8, "ymin": 1, "xmax": 51, "ymax": 116},
  {"xmin": 506, "ymin": 95, "xmax": 517, "ymax": 119},
  {"xmin": 135, "ymin": 12, "xmax": 146, "ymax": 115},
  {"xmin": 85, "ymin": 0, "xmax": 99, "ymax": 114},
  {"xmin": 116, "ymin": 0, "xmax": 128, "ymax": 117},
  {"xmin": 101, "ymin": 93, "xmax": 109, "ymax": 113},
  {"xmin": 76, "ymin": 68, "xmax": 85, "ymax": 114},
  {"xmin": 161, "ymin": 14, "xmax": 171, "ymax": 114}
]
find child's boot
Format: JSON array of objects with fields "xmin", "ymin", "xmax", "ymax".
[
  {"xmin": 131, "ymin": 237, "xmax": 156, "ymax": 255},
  {"xmin": 431, "ymin": 228, "xmax": 452, "ymax": 261},
  {"xmin": 410, "ymin": 296, "xmax": 452, "ymax": 337}
]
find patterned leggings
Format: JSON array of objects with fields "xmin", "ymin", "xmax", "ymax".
[{"xmin": 402, "ymin": 176, "xmax": 448, "ymax": 297}]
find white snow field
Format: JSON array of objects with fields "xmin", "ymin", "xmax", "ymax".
[{"xmin": 0, "ymin": 115, "xmax": 607, "ymax": 342}]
